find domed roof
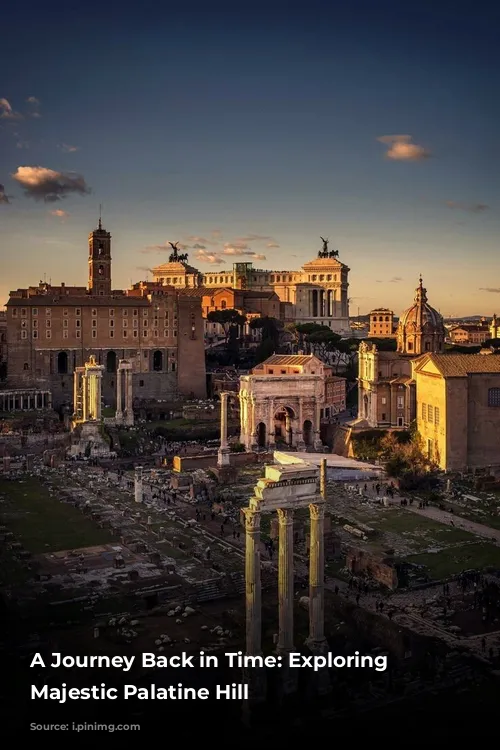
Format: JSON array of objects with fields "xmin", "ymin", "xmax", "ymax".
[{"xmin": 398, "ymin": 277, "xmax": 444, "ymax": 333}]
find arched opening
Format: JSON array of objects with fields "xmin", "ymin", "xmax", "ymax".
[
  {"xmin": 256, "ymin": 422, "xmax": 267, "ymax": 448},
  {"xmin": 57, "ymin": 351, "xmax": 68, "ymax": 375},
  {"xmin": 303, "ymin": 419, "xmax": 313, "ymax": 447},
  {"xmin": 23, "ymin": 362, "xmax": 30, "ymax": 371},
  {"xmin": 274, "ymin": 406, "xmax": 295, "ymax": 445},
  {"xmin": 153, "ymin": 350, "xmax": 163, "ymax": 371},
  {"xmin": 106, "ymin": 351, "xmax": 117, "ymax": 373}
]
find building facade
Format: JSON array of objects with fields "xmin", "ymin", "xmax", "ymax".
[
  {"xmin": 357, "ymin": 278, "xmax": 445, "ymax": 429},
  {"xmin": 151, "ymin": 241, "xmax": 350, "ymax": 333},
  {"xmin": 239, "ymin": 354, "xmax": 330, "ymax": 451},
  {"xmin": 4, "ymin": 221, "xmax": 206, "ymax": 410},
  {"xmin": 412, "ymin": 353, "xmax": 500, "ymax": 472},
  {"xmin": 449, "ymin": 321, "xmax": 491, "ymax": 346},
  {"xmin": 368, "ymin": 308, "xmax": 395, "ymax": 338}
]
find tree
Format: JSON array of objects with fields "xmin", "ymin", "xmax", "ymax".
[
  {"xmin": 207, "ymin": 309, "xmax": 247, "ymax": 342},
  {"xmin": 249, "ymin": 316, "xmax": 281, "ymax": 347}
]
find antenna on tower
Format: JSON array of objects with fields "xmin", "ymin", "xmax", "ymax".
[{"xmin": 98, "ymin": 204, "xmax": 102, "ymax": 230}]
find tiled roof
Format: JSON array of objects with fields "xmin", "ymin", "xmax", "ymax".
[
  {"xmin": 422, "ymin": 353, "xmax": 500, "ymax": 377},
  {"xmin": 262, "ymin": 354, "xmax": 320, "ymax": 366}
]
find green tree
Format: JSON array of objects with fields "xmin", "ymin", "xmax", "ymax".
[{"xmin": 207, "ymin": 308, "xmax": 247, "ymax": 342}]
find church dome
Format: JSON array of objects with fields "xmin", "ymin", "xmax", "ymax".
[{"xmin": 396, "ymin": 277, "xmax": 445, "ymax": 355}]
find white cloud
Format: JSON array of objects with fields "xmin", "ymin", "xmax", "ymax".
[
  {"xmin": 267, "ymin": 242, "xmax": 280, "ymax": 248},
  {"xmin": 377, "ymin": 134, "xmax": 431, "ymax": 161},
  {"xmin": 194, "ymin": 249, "xmax": 225, "ymax": 265},
  {"xmin": 0, "ymin": 98, "xmax": 23, "ymax": 120},
  {"xmin": 12, "ymin": 165, "xmax": 90, "ymax": 202},
  {"xmin": 60, "ymin": 144, "xmax": 80, "ymax": 153},
  {"xmin": 25, "ymin": 96, "xmax": 41, "ymax": 118},
  {"xmin": 50, "ymin": 209, "xmax": 69, "ymax": 218}
]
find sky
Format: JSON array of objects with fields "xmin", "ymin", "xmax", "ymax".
[{"xmin": 1, "ymin": 0, "xmax": 499, "ymax": 317}]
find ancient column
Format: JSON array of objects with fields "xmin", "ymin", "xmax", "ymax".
[
  {"xmin": 217, "ymin": 392, "xmax": 231, "ymax": 467},
  {"xmin": 244, "ymin": 508, "xmax": 262, "ymax": 655},
  {"xmin": 126, "ymin": 368, "xmax": 133, "ymax": 422},
  {"xmin": 308, "ymin": 502, "xmax": 326, "ymax": 645},
  {"xmin": 313, "ymin": 399, "xmax": 323, "ymax": 449},
  {"xmin": 320, "ymin": 458, "xmax": 327, "ymax": 501},
  {"xmin": 243, "ymin": 507, "xmax": 266, "ymax": 700},
  {"xmin": 277, "ymin": 508, "xmax": 294, "ymax": 652},
  {"xmin": 116, "ymin": 365, "xmax": 123, "ymax": 419},
  {"xmin": 134, "ymin": 467, "xmax": 143, "ymax": 503},
  {"xmin": 268, "ymin": 397, "xmax": 275, "ymax": 448}
]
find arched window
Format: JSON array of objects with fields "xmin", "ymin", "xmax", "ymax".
[
  {"xmin": 153, "ymin": 350, "xmax": 163, "ymax": 371},
  {"xmin": 106, "ymin": 351, "xmax": 117, "ymax": 373},
  {"xmin": 98, "ymin": 265, "xmax": 104, "ymax": 276},
  {"xmin": 57, "ymin": 351, "xmax": 68, "ymax": 374},
  {"xmin": 488, "ymin": 388, "xmax": 500, "ymax": 407},
  {"xmin": 23, "ymin": 362, "xmax": 29, "ymax": 371}
]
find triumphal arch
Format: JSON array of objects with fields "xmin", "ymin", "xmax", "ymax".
[
  {"xmin": 239, "ymin": 355, "xmax": 325, "ymax": 452},
  {"xmin": 242, "ymin": 456, "xmax": 330, "ymax": 700}
]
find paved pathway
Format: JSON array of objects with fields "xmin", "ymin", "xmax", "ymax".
[{"xmin": 404, "ymin": 503, "xmax": 500, "ymax": 544}]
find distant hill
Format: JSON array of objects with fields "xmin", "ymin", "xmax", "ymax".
[{"xmin": 444, "ymin": 315, "xmax": 489, "ymax": 323}]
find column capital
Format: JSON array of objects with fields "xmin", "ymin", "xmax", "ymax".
[
  {"xmin": 243, "ymin": 508, "xmax": 261, "ymax": 532},
  {"xmin": 309, "ymin": 502, "xmax": 325, "ymax": 521},
  {"xmin": 277, "ymin": 508, "xmax": 294, "ymax": 526}
]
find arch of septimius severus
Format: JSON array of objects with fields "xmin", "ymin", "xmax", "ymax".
[
  {"xmin": 239, "ymin": 373, "xmax": 324, "ymax": 452},
  {"xmin": 242, "ymin": 456, "xmax": 331, "ymax": 700}
]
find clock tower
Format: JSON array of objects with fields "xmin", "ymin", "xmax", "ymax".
[{"xmin": 88, "ymin": 214, "xmax": 112, "ymax": 296}]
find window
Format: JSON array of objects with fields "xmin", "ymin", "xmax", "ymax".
[
  {"xmin": 381, "ymin": 397, "xmax": 387, "ymax": 405},
  {"xmin": 92, "ymin": 319, "xmax": 97, "ymax": 328},
  {"xmin": 63, "ymin": 308, "xmax": 68, "ymax": 316},
  {"xmin": 164, "ymin": 329, "xmax": 169, "ymax": 337},
  {"xmin": 46, "ymin": 319, "xmax": 51, "ymax": 328},
  {"xmin": 123, "ymin": 330, "xmax": 128, "ymax": 338},
  {"xmin": 76, "ymin": 319, "xmax": 81, "ymax": 328},
  {"xmin": 109, "ymin": 319, "xmax": 114, "ymax": 327},
  {"xmin": 76, "ymin": 330, "xmax": 81, "ymax": 338},
  {"xmin": 139, "ymin": 379, "xmax": 144, "ymax": 387},
  {"xmin": 57, "ymin": 352, "xmax": 68, "ymax": 374},
  {"xmin": 143, "ymin": 319, "xmax": 148, "ymax": 327},
  {"xmin": 33, "ymin": 331, "xmax": 38, "ymax": 339},
  {"xmin": 63, "ymin": 319, "xmax": 68, "ymax": 328},
  {"xmin": 76, "ymin": 308, "xmax": 81, "ymax": 316},
  {"xmin": 123, "ymin": 320, "xmax": 128, "ymax": 328},
  {"xmin": 434, "ymin": 407, "xmax": 440, "ymax": 425},
  {"xmin": 133, "ymin": 309, "xmax": 138, "ymax": 316},
  {"xmin": 109, "ymin": 308, "xmax": 114, "ymax": 316},
  {"xmin": 45, "ymin": 308, "xmax": 51, "ymax": 316},
  {"xmin": 381, "ymin": 413, "xmax": 386, "ymax": 421},
  {"xmin": 33, "ymin": 308, "xmax": 38, "ymax": 316},
  {"xmin": 142, "ymin": 309, "xmax": 148, "ymax": 316},
  {"xmin": 427, "ymin": 404, "xmax": 433, "ymax": 422},
  {"xmin": 422, "ymin": 403, "xmax": 426, "ymax": 420},
  {"xmin": 21, "ymin": 308, "xmax": 27, "ymax": 317},
  {"xmin": 397, "ymin": 397, "xmax": 404, "ymax": 408},
  {"xmin": 407, "ymin": 342, "xmax": 413, "ymax": 351},
  {"xmin": 46, "ymin": 330, "xmax": 52, "ymax": 339},
  {"xmin": 92, "ymin": 330, "xmax": 97, "ymax": 338},
  {"xmin": 92, "ymin": 308, "xmax": 97, "ymax": 316},
  {"xmin": 488, "ymin": 388, "xmax": 500, "ymax": 407},
  {"xmin": 12, "ymin": 309, "xmax": 18, "ymax": 317},
  {"xmin": 110, "ymin": 330, "xmax": 114, "ymax": 338},
  {"xmin": 21, "ymin": 330, "xmax": 27, "ymax": 339},
  {"xmin": 122, "ymin": 309, "xmax": 128, "ymax": 316},
  {"xmin": 63, "ymin": 330, "xmax": 68, "ymax": 339},
  {"xmin": 133, "ymin": 330, "xmax": 138, "ymax": 337}
]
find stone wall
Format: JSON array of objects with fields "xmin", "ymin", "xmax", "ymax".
[{"xmin": 345, "ymin": 546, "xmax": 398, "ymax": 589}]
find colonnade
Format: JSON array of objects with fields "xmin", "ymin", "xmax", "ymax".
[
  {"xmin": 243, "ymin": 459, "xmax": 329, "ymax": 699},
  {"xmin": 73, "ymin": 355, "xmax": 104, "ymax": 422},
  {"xmin": 0, "ymin": 390, "xmax": 51, "ymax": 412},
  {"xmin": 309, "ymin": 288, "xmax": 347, "ymax": 318}
]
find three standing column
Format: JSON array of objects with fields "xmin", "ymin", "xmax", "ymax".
[
  {"xmin": 308, "ymin": 502, "xmax": 326, "ymax": 645},
  {"xmin": 277, "ymin": 508, "xmax": 294, "ymax": 652},
  {"xmin": 244, "ymin": 508, "xmax": 262, "ymax": 656}
]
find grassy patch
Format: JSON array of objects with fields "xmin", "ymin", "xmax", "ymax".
[
  {"xmin": 0, "ymin": 478, "xmax": 111, "ymax": 554},
  {"xmin": 367, "ymin": 510, "xmax": 474, "ymax": 543},
  {"xmin": 406, "ymin": 542, "xmax": 500, "ymax": 579}
]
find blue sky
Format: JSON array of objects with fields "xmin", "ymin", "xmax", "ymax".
[{"xmin": 1, "ymin": 1, "xmax": 499, "ymax": 316}]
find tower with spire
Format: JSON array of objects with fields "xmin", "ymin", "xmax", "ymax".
[{"xmin": 88, "ymin": 206, "xmax": 112, "ymax": 296}]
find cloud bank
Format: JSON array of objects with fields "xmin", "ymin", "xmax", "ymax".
[{"xmin": 12, "ymin": 166, "xmax": 91, "ymax": 202}]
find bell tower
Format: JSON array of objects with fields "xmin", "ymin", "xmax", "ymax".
[{"xmin": 88, "ymin": 209, "xmax": 112, "ymax": 296}]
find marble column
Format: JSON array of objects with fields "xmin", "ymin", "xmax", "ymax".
[
  {"xmin": 134, "ymin": 467, "xmax": 143, "ymax": 503},
  {"xmin": 268, "ymin": 397, "xmax": 275, "ymax": 448},
  {"xmin": 277, "ymin": 508, "xmax": 294, "ymax": 652},
  {"xmin": 126, "ymin": 369, "xmax": 133, "ymax": 419},
  {"xmin": 244, "ymin": 508, "xmax": 262, "ymax": 655},
  {"xmin": 243, "ymin": 507, "xmax": 266, "ymax": 701},
  {"xmin": 116, "ymin": 367, "xmax": 123, "ymax": 419},
  {"xmin": 217, "ymin": 392, "xmax": 231, "ymax": 467},
  {"xmin": 320, "ymin": 458, "xmax": 327, "ymax": 501},
  {"xmin": 313, "ymin": 400, "xmax": 323, "ymax": 449},
  {"xmin": 308, "ymin": 502, "xmax": 326, "ymax": 645}
]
